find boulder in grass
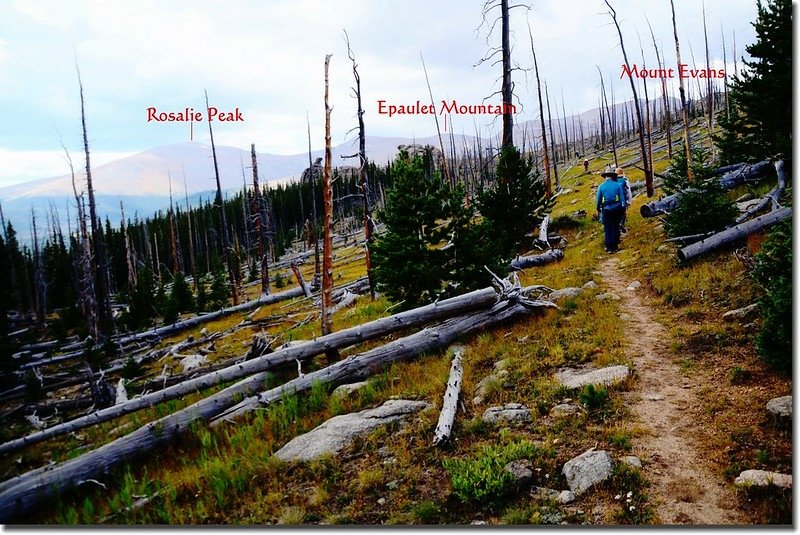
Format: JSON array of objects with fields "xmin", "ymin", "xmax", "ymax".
[
  {"xmin": 556, "ymin": 365, "xmax": 630, "ymax": 390},
  {"xmin": 275, "ymin": 399, "xmax": 430, "ymax": 462},
  {"xmin": 482, "ymin": 403, "xmax": 532, "ymax": 425},
  {"xmin": 766, "ymin": 396, "xmax": 792, "ymax": 418},
  {"xmin": 562, "ymin": 449, "xmax": 613, "ymax": 496},
  {"xmin": 735, "ymin": 470, "xmax": 792, "ymax": 489}
]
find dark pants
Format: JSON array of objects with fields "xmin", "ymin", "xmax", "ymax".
[{"xmin": 602, "ymin": 206, "xmax": 624, "ymax": 251}]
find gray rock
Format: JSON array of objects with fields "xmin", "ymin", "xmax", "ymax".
[
  {"xmin": 549, "ymin": 287, "xmax": 582, "ymax": 300},
  {"xmin": 735, "ymin": 470, "xmax": 792, "ymax": 489},
  {"xmin": 557, "ymin": 490, "xmax": 576, "ymax": 504},
  {"xmin": 550, "ymin": 403, "xmax": 584, "ymax": 417},
  {"xmin": 470, "ymin": 521, "xmax": 487, "ymax": 525},
  {"xmin": 274, "ymin": 399, "xmax": 431, "ymax": 462},
  {"xmin": 626, "ymin": 281, "xmax": 641, "ymax": 292},
  {"xmin": 556, "ymin": 365, "xmax": 630, "ymax": 390},
  {"xmin": 505, "ymin": 459, "xmax": 534, "ymax": 485},
  {"xmin": 331, "ymin": 381, "xmax": 369, "ymax": 398},
  {"xmin": 180, "ymin": 353, "xmax": 208, "ymax": 372},
  {"xmin": 656, "ymin": 245, "xmax": 670, "ymax": 253},
  {"xmin": 482, "ymin": 403, "xmax": 532, "ymax": 424},
  {"xmin": 620, "ymin": 456, "xmax": 642, "ymax": 469},
  {"xmin": 386, "ymin": 480, "xmax": 399, "ymax": 490},
  {"xmin": 377, "ymin": 497, "xmax": 386, "ymax": 506},
  {"xmin": 562, "ymin": 449, "xmax": 613, "ymax": 496},
  {"xmin": 766, "ymin": 396, "xmax": 792, "ymax": 418},
  {"xmin": 595, "ymin": 292, "xmax": 621, "ymax": 301},
  {"xmin": 582, "ymin": 281, "xmax": 599, "ymax": 290},
  {"xmin": 722, "ymin": 303, "xmax": 759, "ymax": 322}
]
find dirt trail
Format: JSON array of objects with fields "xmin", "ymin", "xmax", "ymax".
[{"xmin": 598, "ymin": 258, "xmax": 743, "ymax": 525}]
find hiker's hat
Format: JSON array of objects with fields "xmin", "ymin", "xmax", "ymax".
[{"xmin": 601, "ymin": 165, "xmax": 617, "ymax": 178}]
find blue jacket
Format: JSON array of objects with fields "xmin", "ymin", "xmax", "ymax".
[{"xmin": 596, "ymin": 178, "xmax": 626, "ymax": 212}]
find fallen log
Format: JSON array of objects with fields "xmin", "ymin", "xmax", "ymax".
[
  {"xmin": 433, "ymin": 346, "xmax": 464, "ymax": 447},
  {"xmin": 290, "ymin": 264, "xmax": 312, "ymax": 298},
  {"xmin": 532, "ymin": 215, "xmax": 550, "ymax": 248},
  {"xmin": 0, "ymin": 287, "xmax": 503, "ymax": 456},
  {"xmin": 509, "ymin": 249, "xmax": 564, "ymax": 271},
  {"xmin": 734, "ymin": 159, "xmax": 787, "ymax": 224},
  {"xmin": 0, "ymin": 284, "xmax": 554, "ymax": 522},
  {"xmin": 114, "ymin": 285, "xmax": 306, "ymax": 347},
  {"xmin": 678, "ymin": 207, "xmax": 792, "ymax": 262},
  {"xmin": 212, "ymin": 286, "xmax": 555, "ymax": 423},
  {"xmin": 640, "ymin": 159, "xmax": 773, "ymax": 218}
]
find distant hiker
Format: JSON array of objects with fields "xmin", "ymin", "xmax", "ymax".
[
  {"xmin": 615, "ymin": 167, "xmax": 633, "ymax": 233},
  {"xmin": 583, "ymin": 158, "xmax": 590, "ymax": 173},
  {"xmin": 596, "ymin": 167, "xmax": 626, "ymax": 253}
]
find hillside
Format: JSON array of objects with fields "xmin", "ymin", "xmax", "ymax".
[{"xmin": 0, "ymin": 118, "xmax": 790, "ymax": 525}]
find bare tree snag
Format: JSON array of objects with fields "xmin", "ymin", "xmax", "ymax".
[
  {"xmin": 306, "ymin": 112, "xmax": 321, "ymax": 276},
  {"xmin": 597, "ymin": 66, "xmax": 618, "ymax": 166},
  {"xmin": 77, "ymin": 62, "xmax": 113, "ymax": 338},
  {"xmin": 646, "ymin": 16, "xmax": 673, "ymax": 160},
  {"xmin": 205, "ymin": 89, "xmax": 239, "ymax": 305},
  {"xmin": 250, "ymin": 144, "xmax": 270, "ymax": 295},
  {"xmin": 500, "ymin": 0, "xmax": 513, "ymax": 147},
  {"xmin": 678, "ymin": 207, "xmax": 791, "ymax": 262},
  {"xmin": 545, "ymin": 82, "xmax": 559, "ymax": 190},
  {"xmin": 343, "ymin": 31, "xmax": 376, "ymax": 300},
  {"xmin": 181, "ymin": 165, "xmax": 195, "ymax": 284},
  {"xmin": 527, "ymin": 18, "xmax": 551, "ymax": 194},
  {"xmin": 670, "ymin": 0, "xmax": 693, "ymax": 180},
  {"xmin": 605, "ymin": 1, "xmax": 652, "ymax": 196},
  {"xmin": 290, "ymin": 263, "xmax": 312, "ymax": 298},
  {"xmin": 702, "ymin": 1, "xmax": 713, "ymax": 134},
  {"xmin": 433, "ymin": 346, "xmax": 464, "ymax": 447},
  {"xmin": 420, "ymin": 52, "xmax": 450, "ymax": 183},
  {"xmin": 321, "ymin": 55, "xmax": 334, "ymax": 335}
]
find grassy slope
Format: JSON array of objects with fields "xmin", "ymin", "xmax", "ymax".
[{"xmin": 19, "ymin": 125, "xmax": 791, "ymax": 525}]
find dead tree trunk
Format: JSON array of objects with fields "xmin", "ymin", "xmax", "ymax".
[
  {"xmin": 215, "ymin": 284, "xmax": 554, "ymax": 422},
  {"xmin": 640, "ymin": 160, "xmax": 773, "ymax": 217},
  {"xmin": 0, "ymin": 288, "xmax": 523, "ymax": 513},
  {"xmin": 702, "ymin": 1, "xmax": 713, "ymax": 135},
  {"xmin": 597, "ymin": 67, "xmax": 618, "ymax": 166},
  {"xmin": 167, "ymin": 172, "xmax": 179, "ymax": 275},
  {"xmin": 670, "ymin": 0, "xmax": 694, "ymax": 180},
  {"xmin": 433, "ymin": 346, "xmax": 464, "ymax": 447},
  {"xmin": 250, "ymin": 144, "xmax": 270, "ymax": 295},
  {"xmin": 605, "ymin": 0, "xmax": 652, "ymax": 196},
  {"xmin": 321, "ymin": 55, "xmax": 334, "ymax": 335},
  {"xmin": 545, "ymin": 82, "xmax": 559, "ymax": 189},
  {"xmin": 527, "ymin": 20, "xmax": 551, "ymax": 195},
  {"xmin": 510, "ymin": 248, "xmax": 564, "ymax": 270},
  {"xmin": 78, "ymin": 64, "xmax": 113, "ymax": 338},
  {"xmin": 120, "ymin": 202, "xmax": 137, "ymax": 291},
  {"xmin": 182, "ymin": 167, "xmax": 196, "ymax": 287},
  {"xmin": 647, "ymin": 17, "xmax": 673, "ymax": 160},
  {"xmin": 205, "ymin": 89, "xmax": 239, "ymax": 305},
  {"xmin": 344, "ymin": 32, "xmax": 376, "ymax": 300},
  {"xmin": 678, "ymin": 207, "xmax": 791, "ymax": 262},
  {"xmin": 500, "ymin": 0, "xmax": 513, "ymax": 147}
]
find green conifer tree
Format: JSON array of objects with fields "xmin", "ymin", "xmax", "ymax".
[{"xmin": 714, "ymin": 0, "xmax": 792, "ymax": 163}]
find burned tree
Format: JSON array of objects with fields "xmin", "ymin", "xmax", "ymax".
[
  {"xmin": 527, "ymin": 18, "xmax": 551, "ymax": 195},
  {"xmin": 205, "ymin": 89, "xmax": 239, "ymax": 305},
  {"xmin": 250, "ymin": 144, "xmax": 270, "ymax": 295},
  {"xmin": 670, "ymin": 0, "xmax": 694, "ymax": 180},
  {"xmin": 605, "ymin": 0, "xmax": 652, "ymax": 196},
  {"xmin": 343, "ymin": 31, "xmax": 376, "ymax": 300},
  {"xmin": 321, "ymin": 54, "xmax": 334, "ymax": 335}
]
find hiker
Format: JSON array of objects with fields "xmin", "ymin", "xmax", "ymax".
[
  {"xmin": 583, "ymin": 158, "xmax": 590, "ymax": 173},
  {"xmin": 596, "ymin": 167, "xmax": 626, "ymax": 253},
  {"xmin": 615, "ymin": 167, "xmax": 633, "ymax": 233}
]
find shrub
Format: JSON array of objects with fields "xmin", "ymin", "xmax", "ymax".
[
  {"xmin": 663, "ymin": 148, "xmax": 737, "ymax": 238},
  {"xmin": 443, "ymin": 440, "xmax": 539, "ymax": 505},
  {"xmin": 751, "ymin": 217, "xmax": 792, "ymax": 372},
  {"xmin": 578, "ymin": 383, "xmax": 609, "ymax": 411}
]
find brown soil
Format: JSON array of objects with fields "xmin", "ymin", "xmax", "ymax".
[{"xmin": 598, "ymin": 257, "xmax": 744, "ymax": 525}]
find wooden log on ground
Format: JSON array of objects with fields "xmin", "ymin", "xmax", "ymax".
[
  {"xmin": 640, "ymin": 159, "xmax": 773, "ymax": 217},
  {"xmin": 678, "ymin": 207, "xmax": 791, "ymax": 262},
  {"xmin": 212, "ymin": 287, "xmax": 555, "ymax": 423},
  {"xmin": 509, "ymin": 249, "xmax": 564, "ymax": 271},
  {"xmin": 0, "ymin": 287, "xmax": 502, "ymax": 456},
  {"xmin": 0, "ymin": 285, "xmax": 554, "ymax": 522},
  {"xmin": 114, "ymin": 285, "xmax": 305, "ymax": 347},
  {"xmin": 734, "ymin": 159, "xmax": 786, "ymax": 224},
  {"xmin": 433, "ymin": 346, "xmax": 464, "ymax": 447}
]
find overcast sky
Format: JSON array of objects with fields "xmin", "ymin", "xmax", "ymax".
[{"xmin": 0, "ymin": 0, "xmax": 761, "ymax": 187}]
